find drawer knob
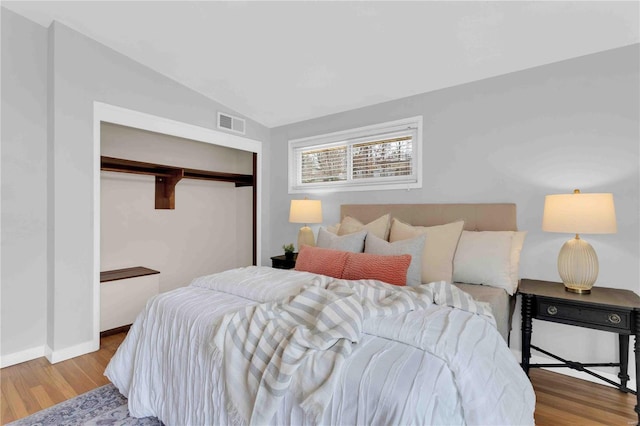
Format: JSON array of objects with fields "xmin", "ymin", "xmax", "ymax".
[
  {"xmin": 608, "ymin": 313, "xmax": 621, "ymax": 324},
  {"xmin": 547, "ymin": 306, "xmax": 558, "ymax": 315}
]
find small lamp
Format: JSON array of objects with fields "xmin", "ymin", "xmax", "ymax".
[
  {"xmin": 289, "ymin": 198, "xmax": 323, "ymax": 250},
  {"xmin": 542, "ymin": 189, "xmax": 617, "ymax": 294}
]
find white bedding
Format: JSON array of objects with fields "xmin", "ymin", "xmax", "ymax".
[{"xmin": 105, "ymin": 266, "xmax": 535, "ymax": 425}]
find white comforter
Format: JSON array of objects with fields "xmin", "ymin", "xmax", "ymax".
[{"xmin": 105, "ymin": 266, "xmax": 535, "ymax": 425}]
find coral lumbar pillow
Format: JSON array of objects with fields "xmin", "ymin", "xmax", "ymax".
[
  {"xmin": 295, "ymin": 245, "xmax": 411, "ymax": 286},
  {"xmin": 294, "ymin": 245, "xmax": 349, "ymax": 278},
  {"xmin": 342, "ymin": 252, "xmax": 411, "ymax": 286}
]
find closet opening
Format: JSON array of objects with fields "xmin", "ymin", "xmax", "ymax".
[{"xmin": 93, "ymin": 102, "xmax": 262, "ymax": 344}]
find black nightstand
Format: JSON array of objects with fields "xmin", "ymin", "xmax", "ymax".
[
  {"xmin": 271, "ymin": 253, "xmax": 297, "ymax": 270},
  {"xmin": 518, "ymin": 278, "xmax": 640, "ymax": 422}
]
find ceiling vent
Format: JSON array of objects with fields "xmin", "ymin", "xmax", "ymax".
[{"xmin": 218, "ymin": 112, "xmax": 246, "ymax": 135}]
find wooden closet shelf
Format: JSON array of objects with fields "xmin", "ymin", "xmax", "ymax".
[
  {"xmin": 101, "ymin": 156, "xmax": 253, "ymax": 186},
  {"xmin": 100, "ymin": 266, "xmax": 160, "ymax": 283},
  {"xmin": 101, "ymin": 156, "xmax": 254, "ymax": 209},
  {"xmin": 101, "ymin": 156, "xmax": 182, "ymax": 177},
  {"xmin": 183, "ymin": 168, "xmax": 253, "ymax": 186}
]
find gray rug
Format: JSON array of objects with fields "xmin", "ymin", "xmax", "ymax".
[{"xmin": 8, "ymin": 384, "xmax": 162, "ymax": 426}]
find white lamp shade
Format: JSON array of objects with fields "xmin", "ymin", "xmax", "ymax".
[
  {"xmin": 289, "ymin": 199, "xmax": 323, "ymax": 224},
  {"xmin": 542, "ymin": 192, "xmax": 617, "ymax": 234}
]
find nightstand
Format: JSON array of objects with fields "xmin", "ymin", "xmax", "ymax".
[
  {"xmin": 270, "ymin": 253, "xmax": 297, "ymax": 270},
  {"xmin": 518, "ymin": 278, "xmax": 640, "ymax": 422}
]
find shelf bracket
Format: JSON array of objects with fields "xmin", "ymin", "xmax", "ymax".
[{"xmin": 155, "ymin": 170, "xmax": 184, "ymax": 209}]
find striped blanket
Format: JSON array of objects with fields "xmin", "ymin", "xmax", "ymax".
[{"xmin": 211, "ymin": 278, "xmax": 494, "ymax": 425}]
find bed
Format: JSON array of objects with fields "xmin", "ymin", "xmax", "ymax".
[{"xmin": 105, "ymin": 203, "xmax": 535, "ymax": 425}]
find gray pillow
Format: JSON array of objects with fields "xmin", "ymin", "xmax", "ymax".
[
  {"xmin": 316, "ymin": 228, "xmax": 367, "ymax": 252},
  {"xmin": 364, "ymin": 233, "xmax": 426, "ymax": 286}
]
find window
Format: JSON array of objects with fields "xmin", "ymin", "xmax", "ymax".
[{"xmin": 288, "ymin": 116, "xmax": 422, "ymax": 193}]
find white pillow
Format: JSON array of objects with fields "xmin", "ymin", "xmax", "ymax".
[
  {"xmin": 316, "ymin": 228, "xmax": 367, "ymax": 252},
  {"xmin": 452, "ymin": 230, "xmax": 527, "ymax": 295},
  {"xmin": 338, "ymin": 214, "xmax": 391, "ymax": 240},
  {"xmin": 389, "ymin": 219, "xmax": 464, "ymax": 284},
  {"xmin": 509, "ymin": 231, "xmax": 527, "ymax": 291},
  {"xmin": 364, "ymin": 233, "xmax": 426, "ymax": 286}
]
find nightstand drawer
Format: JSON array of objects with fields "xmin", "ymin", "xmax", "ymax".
[{"xmin": 537, "ymin": 299, "xmax": 630, "ymax": 331}]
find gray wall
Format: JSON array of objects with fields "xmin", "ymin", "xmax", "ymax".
[
  {"xmin": 1, "ymin": 8, "xmax": 269, "ymax": 363},
  {"xmin": 270, "ymin": 44, "xmax": 640, "ymax": 381},
  {"xmin": 1, "ymin": 9, "xmax": 49, "ymax": 359}
]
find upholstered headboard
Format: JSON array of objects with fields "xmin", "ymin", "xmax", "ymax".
[{"xmin": 340, "ymin": 203, "xmax": 517, "ymax": 231}]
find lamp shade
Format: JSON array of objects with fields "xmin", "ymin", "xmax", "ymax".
[
  {"xmin": 289, "ymin": 199, "xmax": 322, "ymax": 224},
  {"xmin": 542, "ymin": 191, "xmax": 617, "ymax": 235}
]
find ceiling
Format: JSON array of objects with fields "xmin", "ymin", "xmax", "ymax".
[{"xmin": 3, "ymin": 1, "xmax": 638, "ymax": 128}]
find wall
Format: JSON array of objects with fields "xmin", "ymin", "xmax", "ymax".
[
  {"xmin": 101, "ymin": 123, "xmax": 253, "ymax": 293},
  {"xmin": 0, "ymin": 9, "xmax": 49, "ymax": 362},
  {"xmin": 269, "ymin": 44, "xmax": 640, "ymax": 384},
  {"xmin": 1, "ymin": 8, "xmax": 269, "ymax": 365}
]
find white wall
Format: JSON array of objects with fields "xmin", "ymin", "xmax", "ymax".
[
  {"xmin": 269, "ymin": 45, "xmax": 640, "ymax": 384},
  {"xmin": 1, "ymin": 9, "xmax": 49, "ymax": 361},
  {"xmin": 1, "ymin": 9, "xmax": 269, "ymax": 365},
  {"xmin": 101, "ymin": 123, "xmax": 253, "ymax": 292}
]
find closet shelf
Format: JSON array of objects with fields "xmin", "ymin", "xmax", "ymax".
[
  {"xmin": 101, "ymin": 156, "xmax": 254, "ymax": 209},
  {"xmin": 100, "ymin": 266, "xmax": 160, "ymax": 283}
]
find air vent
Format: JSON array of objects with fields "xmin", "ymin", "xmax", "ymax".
[{"xmin": 218, "ymin": 112, "xmax": 246, "ymax": 135}]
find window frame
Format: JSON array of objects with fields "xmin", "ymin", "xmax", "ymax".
[{"xmin": 288, "ymin": 116, "xmax": 423, "ymax": 193}]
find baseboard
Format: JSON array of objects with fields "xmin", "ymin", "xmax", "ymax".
[
  {"xmin": 0, "ymin": 345, "xmax": 46, "ymax": 368},
  {"xmin": 511, "ymin": 349, "xmax": 637, "ymax": 392},
  {"xmin": 100, "ymin": 324, "xmax": 131, "ymax": 338},
  {"xmin": 45, "ymin": 339, "xmax": 100, "ymax": 364}
]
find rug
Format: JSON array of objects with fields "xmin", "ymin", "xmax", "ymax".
[{"xmin": 8, "ymin": 384, "xmax": 162, "ymax": 426}]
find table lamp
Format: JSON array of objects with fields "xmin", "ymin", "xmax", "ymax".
[
  {"xmin": 542, "ymin": 189, "xmax": 617, "ymax": 294},
  {"xmin": 289, "ymin": 198, "xmax": 322, "ymax": 250}
]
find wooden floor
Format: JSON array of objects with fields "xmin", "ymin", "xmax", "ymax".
[
  {"xmin": 1, "ymin": 333, "xmax": 122, "ymax": 424},
  {"xmin": 1, "ymin": 332, "xmax": 637, "ymax": 425}
]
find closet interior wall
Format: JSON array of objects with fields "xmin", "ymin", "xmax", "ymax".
[{"xmin": 100, "ymin": 122, "xmax": 254, "ymax": 294}]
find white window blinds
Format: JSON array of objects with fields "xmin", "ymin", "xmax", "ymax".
[
  {"xmin": 289, "ymin": 116, "xmax": 422, "ymax": 193},
  {"xmin": 300, "ymin": 145, "xmax": 347, "ymax": 183},
  {"xmin": 351, "ymin": 134, "xmax": 413, "ymax": 180}
]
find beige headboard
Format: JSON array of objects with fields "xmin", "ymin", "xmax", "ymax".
[{"xmin": 340, "ymin": 203, "xmax": 517, "ymax": 231}]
